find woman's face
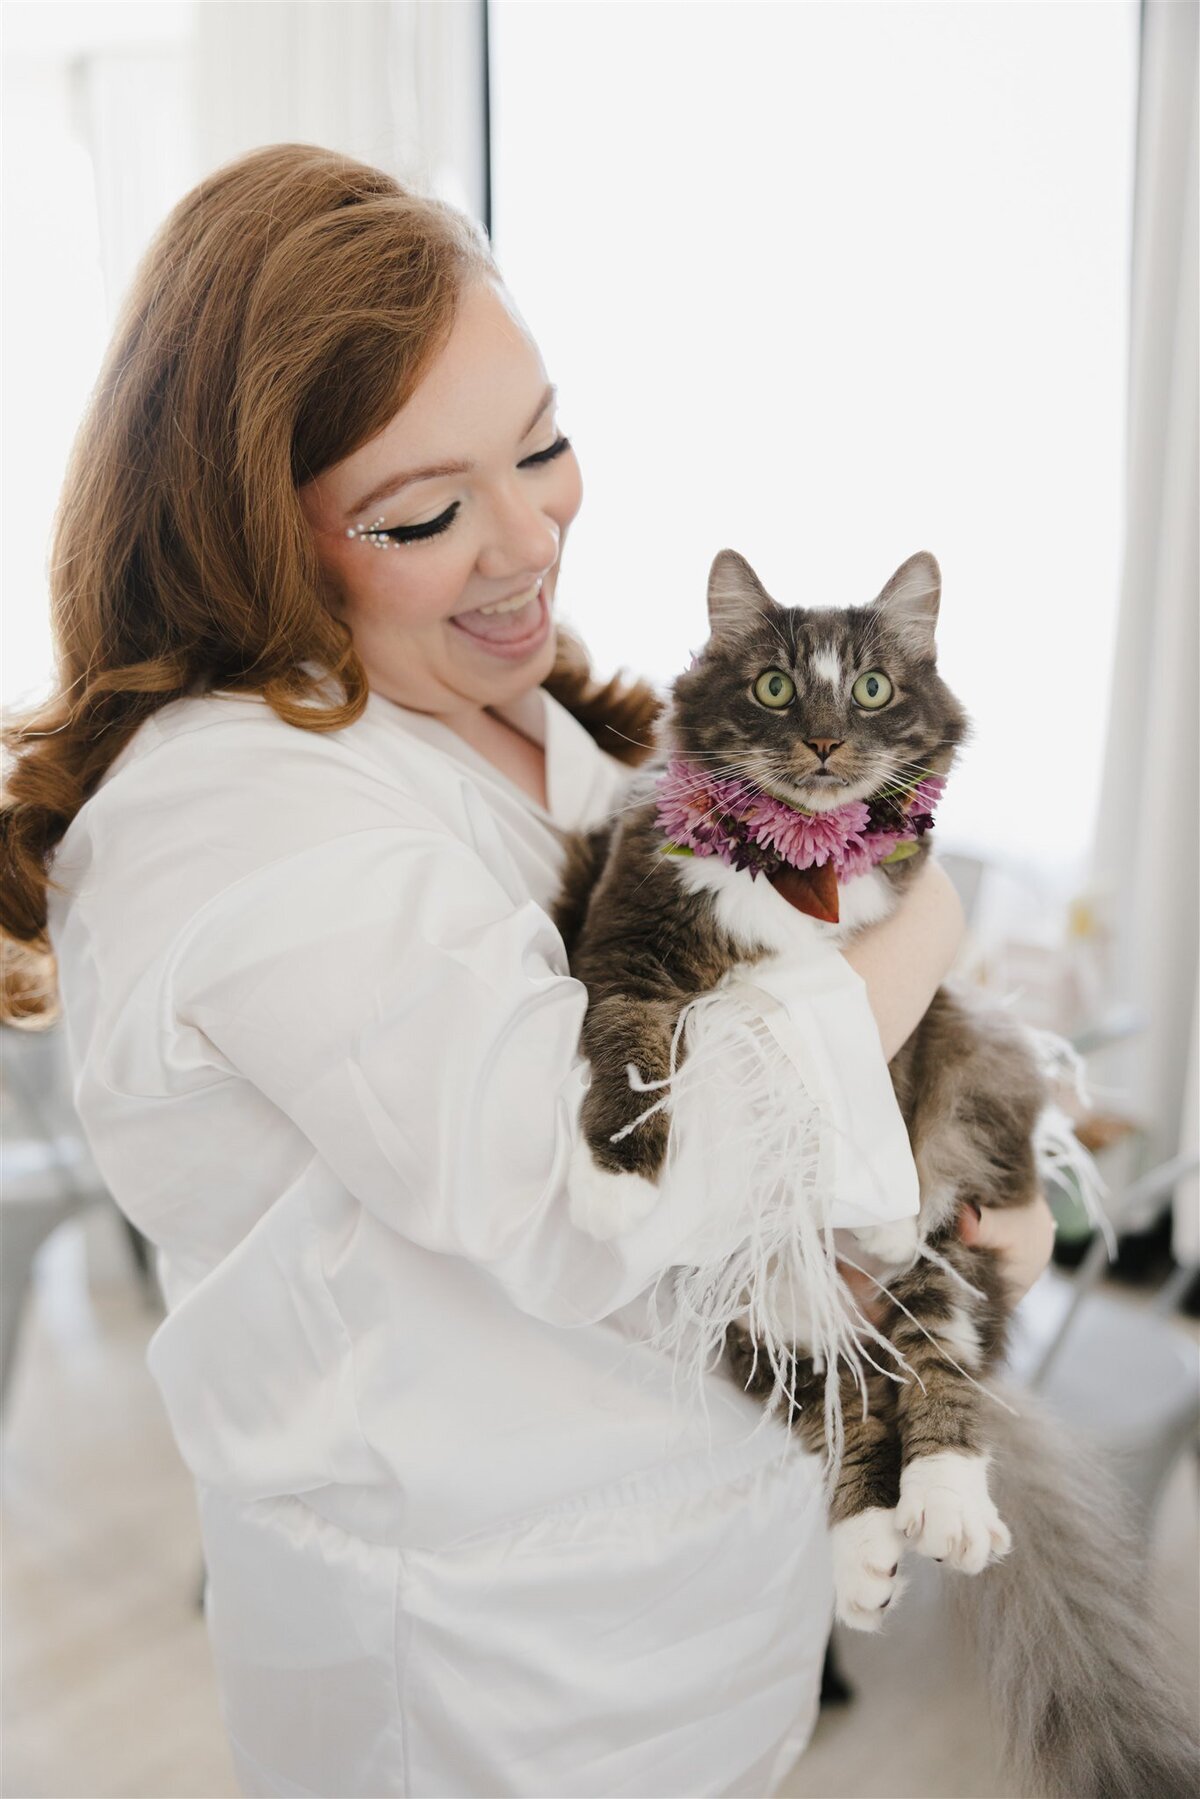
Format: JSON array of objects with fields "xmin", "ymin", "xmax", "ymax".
[{"xmin": 299, "ymin": 276, "xmax": 582, "ymax": 719}]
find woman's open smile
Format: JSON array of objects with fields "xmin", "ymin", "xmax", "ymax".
[{"xmin": 450, "ymin": 575, "xmax": 551, "ymax": 658}]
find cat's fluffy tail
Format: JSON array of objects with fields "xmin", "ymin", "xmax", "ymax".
[{"xmin": 952, "ymin": 1386, "xmax": 1198, "ymax": 1798}]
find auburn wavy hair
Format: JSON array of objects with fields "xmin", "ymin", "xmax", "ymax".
[{"xmin": 0, "ymin": 143, "xmax": 660, "ymax": 1026}]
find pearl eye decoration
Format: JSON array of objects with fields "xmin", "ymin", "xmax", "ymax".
[
  {"xmin": 753, "ymin": 669, "xmax": 796, "ymax": 708},
  {"xmin": 345, "ymin": 515, "xmax": 399, "ymax": 551},
  {"xmin": 852, "ymin": 670, "xmax": 894, "ymax": 709}
]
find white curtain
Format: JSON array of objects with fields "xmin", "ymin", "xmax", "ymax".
[
  {"xmin": 77, "ymin": 43, "xmax": 195, "ymax": 316},
  {"xmin": 75, "ymin": 0, "xmax": 488, "ymax": 324},
  {"xmin": 1091, "ymin": 0, "xmax": 1198, "ymax": 1255},
  {"xmin": 192, "ymin": 0, "xmax": 487, "ymax": 216}
]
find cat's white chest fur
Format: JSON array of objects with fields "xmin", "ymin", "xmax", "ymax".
[
  {"xmin": 671, "ymin": 852, "xmax": 897, "ymax": 953},
  {"xmin": 667, "ymin": 851, "xmax": 920, "ymax": 1271}
]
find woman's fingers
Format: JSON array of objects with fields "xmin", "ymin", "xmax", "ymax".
[
  {"xmin": 838, "ymin": 1259, "xmax": 887, "ymax": 1325},
  {"xmin": 957, "ymin": 1188, "xmax": 1057, "ymax": 1300}
]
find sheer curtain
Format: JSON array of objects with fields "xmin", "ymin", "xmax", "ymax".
[
  {"xmin": 2, "ymin": 0, "xmax": 488, "ymax": 715},
  {"xmin": 1090, "ymin": 0, "xmax": 1199, "ymax": 1252},
  {"xmin": 192, "ymin": 0, "xmax": 487, "ymax": 221}
]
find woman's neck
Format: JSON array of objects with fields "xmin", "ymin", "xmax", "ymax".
[{"xmin": 444, "ymin": 703, "xmax": 549, "ymax": 811}]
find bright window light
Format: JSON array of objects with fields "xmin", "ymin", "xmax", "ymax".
[{"xmin": 491, "ymin": 0, "xmax": 1139, "ymax": 889}]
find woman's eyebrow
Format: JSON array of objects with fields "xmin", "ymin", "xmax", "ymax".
[{"xmin": 343, "ymin": 384, "xmax": 556, "ymax": 521}]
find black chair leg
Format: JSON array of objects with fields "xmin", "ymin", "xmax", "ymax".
[
  {"xmin": 119, "ymin": 1215, "xmax": 160, "ymax": 1305},
  {"xmin": 819, "ymin": 1633, "xmax": 855, "ymax": 1708}
]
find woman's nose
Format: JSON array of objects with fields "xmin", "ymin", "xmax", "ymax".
[{"xmin": 475, "ymin": 482, "xmax": 560, "ymax": 583}]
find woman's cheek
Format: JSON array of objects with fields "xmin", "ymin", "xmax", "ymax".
[
  {"xmin": 554, "ymin": 453, "xmax": 584, "ymax": 532},
  {"xmin": 367, "ymin": 544, "xmax": 475, "ymax": 628}
]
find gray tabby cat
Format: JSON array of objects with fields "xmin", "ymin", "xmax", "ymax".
[{"xmin": 555, "ymin": 549, "xmax": 1198, "ymax": 1799}]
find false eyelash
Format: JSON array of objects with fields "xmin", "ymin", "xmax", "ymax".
[
  {"xmin": 519, "ymin": 433, "xmax": 571, "ymax": 467},
  {"xmin": 376, "ymin": 504, "xmax": 460, "ymax": 545},
  {"xmin": 351, "ymin": 436, "xmax": 573, "ymax": 548},
  {"xmin": 344, "ymin": 507, "xmax": 458, "ymax": 548}
]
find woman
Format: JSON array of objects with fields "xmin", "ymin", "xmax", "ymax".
[{"xmin": 1, "ymin": 145, "xmax": 1054, "ymax": 1798}]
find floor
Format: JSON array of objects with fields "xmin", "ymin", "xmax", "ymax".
[{"xmin": 2, "ymin": 1210, "xmax": 1197, "ymax": 1799}]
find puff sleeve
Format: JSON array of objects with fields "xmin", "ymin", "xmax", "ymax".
[{"xmin": 169, "ymin": 805, "xmax": 918, "ymax": 1331}]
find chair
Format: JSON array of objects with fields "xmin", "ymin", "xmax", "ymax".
[
  {"xmin": 0, "ymin": 1020, "xmax": 149, "ymax": 1418},
  {"xmin": 1006, "ymin": 1151, "xmax": 1200, "ymax": 1528}
]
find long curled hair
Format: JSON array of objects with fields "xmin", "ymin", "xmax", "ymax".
[{"xmin": 1, "ymin": 144, "xmax": 659, "ymax": 1024}]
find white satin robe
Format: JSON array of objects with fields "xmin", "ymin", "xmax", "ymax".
[{"xmin": 45, "ymin": 675, "xmax": 921, "ymax": 1798}]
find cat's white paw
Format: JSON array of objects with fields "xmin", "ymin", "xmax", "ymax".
[
  {"xmin": 896, "ymin": 1452, "xmax": 1012, "ymax": 1574},
  {"xmin": 831, "ymin": 1508, "xmax": 907, "ymax": 1632},
  {"xmin": 854, "ymin": 1215, "xmax": 920, "ymax": 1272},
  {"xmin": 568, "ymin": 1141, "xmax": 659, "ymax": 1240}
]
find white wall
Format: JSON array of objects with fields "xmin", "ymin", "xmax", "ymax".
[{"xmin": 491, "ymin": 0, "xmax": 1139, "ymax": 889}]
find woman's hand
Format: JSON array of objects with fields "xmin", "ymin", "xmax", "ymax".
[
  {"xmin": 839, "ymin": 858, "xmax": 967, "ymax": 1061},
  {"xmin": 958, "ymin": 1188, "xmax": 1057, "ymax": 1301},
  {"xmin": 839, "ymin": 1184, "xmax": 1056, "ymax": 1325}
]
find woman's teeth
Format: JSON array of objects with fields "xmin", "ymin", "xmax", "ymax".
[
  {"xmin": 449, "ymin": 577, "xmax": 551, "ymax": 656},
  {"xmin": 476, "ymin": 583, "xmax": 542, "ymax": 617}
]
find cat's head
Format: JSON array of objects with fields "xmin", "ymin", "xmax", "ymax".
[{"xmin": 663, "ymin": 549, "xmax": 971, "ymax": 812}]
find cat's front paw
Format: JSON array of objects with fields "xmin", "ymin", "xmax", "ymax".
[
  {"xmin": 854, "ymin": 1215, "xmax": 920, "ymax": 1273},
  {"xmin": 568, "ymin": 1141, "xmax": 659, "ymax": 1240},
  {"xmin": 831, "ymin": 1507, "xmax": 907, "ymax": 1632},
  {"xmin": 896, "ymin": 1452, "xmax": 1012, "ymax": 1574}
]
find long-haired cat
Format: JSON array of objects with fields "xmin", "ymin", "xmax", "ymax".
[{"xmin": 554, "ymin": 549, "xmax": 1198, "ymax": 1799}]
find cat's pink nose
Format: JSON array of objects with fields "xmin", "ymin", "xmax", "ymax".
[{"xmin": 806, "ymin": 739, "xmax": 843, "ymax": 761}]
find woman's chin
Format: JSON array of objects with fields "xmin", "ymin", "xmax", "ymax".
[{"xmin": 460, "ymin": 617, "xmax": 558, "ymax": 708}]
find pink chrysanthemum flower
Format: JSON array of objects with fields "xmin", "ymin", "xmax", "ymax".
[
  {"xmin": 908, "ymin": 775, "xmax": 947, "ymax": 813},
  {"xmin": 838, "ymin": 831, "xmax": 904, "ymax": 879},
  {"xmin": 655, "ymin": 756, "xmax": 944, "ymax": 884},
  {"xmin": 750, "ymin": 796, "xmax": 871, "ymax": 869},
  {"xmin": 654, "ymin": 761, "xmax": 748, "ymax": 855}
]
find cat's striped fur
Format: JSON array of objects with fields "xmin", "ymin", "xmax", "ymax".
[{"xmin": 555, "ymin": 548, "xmax": 1198, "ymax": 1797}]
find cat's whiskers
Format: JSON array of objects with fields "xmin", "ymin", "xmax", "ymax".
[
  {"xmin": 748, "ymin": 603, "xmax": 795, "ymax": 667},
  {"xmin": 867, "ymin": 755, "xmax": 945, "ymax": 799},
  {"xmin": 600, "ymin": 723, "xmax": 661, "ymax": 754}
]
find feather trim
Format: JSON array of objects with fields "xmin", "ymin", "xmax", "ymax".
[
  {"xmin": 639, "ymin": 973, "xmax": 909, "ymax": 1487},
  {"xmin": 1020, "ymin": 1023, "xmax": 1117, "ymax": 1253}
]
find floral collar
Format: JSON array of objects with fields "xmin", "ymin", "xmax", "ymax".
[{"xmin": 654, "ymin": 756, "xmax": 946, "ymax": 923}]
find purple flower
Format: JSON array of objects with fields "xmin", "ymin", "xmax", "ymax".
[{"xmin": 655, "ymin": 756, "xmax": 945, "ymax": 886}]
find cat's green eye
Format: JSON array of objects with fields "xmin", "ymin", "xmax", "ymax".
[
  {"xmin": 852, "ymin": 670, "xmax": 893, "ymax": 709},
  {"xmin": 753, "ymin": 669, "xmax": 796, "ymax": 709}
]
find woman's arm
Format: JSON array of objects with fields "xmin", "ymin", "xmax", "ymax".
[
  {"xmin": 838, "ymin": 857, "xmax": 966, "ymax": 1061},
  {"xmin": 836, "ymin": 860, "xmax": 1057, "ymax": 1305}
]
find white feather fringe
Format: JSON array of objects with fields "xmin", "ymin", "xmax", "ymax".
[
  {"xmin": 620, "ymin": 993, "xmax": 1114, "ymax": 1486},
  {"xmin": 1020, "ymin": 1023, "xmax": 1117, "ymax": 1253},
  {"xmin": 637, "ymin": 976, "xmax": 906, "ymax": 1486}
]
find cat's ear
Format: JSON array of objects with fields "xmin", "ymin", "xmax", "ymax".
[
  {"xmin": 707, "ymin": 550, "xmax": 775, "ymax": 639},
  {"xmin": 869, "ymin": 552, "xmax": 941, "ymax": 660}
]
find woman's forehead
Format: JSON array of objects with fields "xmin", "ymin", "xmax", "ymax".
[{"xmin": 302, "ymin": 279, "xmax": 550, "ymax": 525}]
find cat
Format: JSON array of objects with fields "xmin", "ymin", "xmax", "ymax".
[{"xmin": 554, "ymin": 548, "xmax": 1199, "ymax": 1799}]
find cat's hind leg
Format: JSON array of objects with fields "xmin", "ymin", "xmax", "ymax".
[
  {"xmin": 887, "ymin": 1243, "xmax": 1013, "ymax": 1574},
  {"xmin": 727, "ymin": 1331, "xmax": 907, "ymax": 1632},
  {"xmin": 824, "ymin": 1368, "xmax": 907, "ymax": 1631}
]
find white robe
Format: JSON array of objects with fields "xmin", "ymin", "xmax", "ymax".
[{"xmin": 45, "ymin": 675, "xmax": 921, "ymax": 1798}]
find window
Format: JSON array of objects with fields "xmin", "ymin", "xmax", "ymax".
[{"xmin": 491, "ymin": 0, "xmax": 1139, "ymax": 892}]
